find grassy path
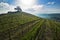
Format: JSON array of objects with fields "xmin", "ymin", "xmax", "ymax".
[
  {"xmin": 35, "ymin": 19, "xmax": 60, "ymax": 40},
  {"xmin": 1, "ymin": 19, "xmax": 40, "ymax": 40},
  {"xmin": 21, "ymin": 19, "xmax": 45, "ymax": 40},
  {"xmin": 0, "ymin": 18, "xmax": 60, "ymax": 40}
]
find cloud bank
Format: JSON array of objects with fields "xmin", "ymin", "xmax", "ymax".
[
  {"xmin": 15, "ymin": 0, "xmax": 44, "ymax": 14},
  {"xmin": 15, "ymin": 0, "xmax": 59, "ymax": 14},
  {"xmin": 0, "ymin": 0, "xmax": 60, "ymax": 14},
  {"xmin": 0, "ymin": 2, "xmax": 16, "ymax": 14},
  {"xmin": 47, "ymin": 2, "xmax": 55, "ymax": 5}
]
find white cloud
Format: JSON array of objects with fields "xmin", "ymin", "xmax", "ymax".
[
  {"xmin": 32, "ymin": 5, "xmax": 44, "ymax": 11},
  {"xmin": 15, "ymin": 0, "xmax": 36, "ymax": 11},
  {"xmin": 15, "ymin": 0, "xmax": 60, "ymax": 14},
  {"xmin": 32, "ymin": 8, "xmax": 60, "ymax": 14},
  {"xmin": 47, "ymin": 2, "xmax": 55, "ymax": 5},
  {"xmin": 0, "ymin": 2, "xmax": 16, "ymax": 14},
  {"xmin": 0, "ymin": 0, "xmax": 59, "ymax": 14},
  {"xmin": 22, "ymin": 5, "xmax": 44, "ymax": 14},
  {"xmin": 15, "ymin": 0, "xmax": 44, "ymax": 14},
  {"xmin": 0, "ymin": 1, "xmax": 44, "ymax": 14}
]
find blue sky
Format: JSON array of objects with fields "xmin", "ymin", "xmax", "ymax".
[
  {"xmin": 37, "ymin": 0, "xmax": 60, "ymax": 8},
  {"xmin": 0, "ymin": 0, "xmax": 60, "ymax": 14}
]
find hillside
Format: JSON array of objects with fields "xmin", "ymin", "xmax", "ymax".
[{"xmin": 0, "ymin": 12, "xmax": 60, "ymax": 40}]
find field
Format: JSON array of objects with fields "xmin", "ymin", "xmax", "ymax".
[{"xmin": 0, "ymin": 12, "xmax": 60, "ymax": 40}]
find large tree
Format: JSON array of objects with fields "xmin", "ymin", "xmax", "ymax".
[{"xmin": 15, "ymin": 6, "xmax": 22, "ymax": 12}]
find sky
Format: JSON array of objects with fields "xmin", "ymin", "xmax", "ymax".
[{"xmin": 0, "ymin": 0, "xmax": 60, "ymax": 14}]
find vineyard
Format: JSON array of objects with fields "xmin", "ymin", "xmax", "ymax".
[{"xmin": 0, "ymin": 12, "xmax": 60, "ymax": 40}]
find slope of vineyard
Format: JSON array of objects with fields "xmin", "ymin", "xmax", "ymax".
[{"xmin": 0, "ymin": 12, "xmax": 60, "ymax": 40}]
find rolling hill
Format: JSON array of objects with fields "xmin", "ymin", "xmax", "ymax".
[{"xmin": 0, "ymin": 12, "xmax": 60, "ymax": 40}]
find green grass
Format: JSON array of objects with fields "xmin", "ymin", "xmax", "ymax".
[
  {"xmin": 0, "ymin": 12, "xmax": 60, "ymax": 40},
  {"xmin": 0, "ymin": 12, "xmax": 39, "ymax": 32},
  {"xmin": 21, "ymin": 19, "xmax": 44, "ymax": 40}
]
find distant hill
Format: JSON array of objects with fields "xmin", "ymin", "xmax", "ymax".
[
  {"xmin": 36, "ymin": 13, "xmax": 60, "ymax": 22},
  {"xmin": 0, "ymin": 12, "xmax": 60, "ymax": 40}
]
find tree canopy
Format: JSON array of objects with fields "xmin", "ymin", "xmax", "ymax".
[{"xmin": 15, "ymin": 6, "xmax": 22, "ymax": 12}]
